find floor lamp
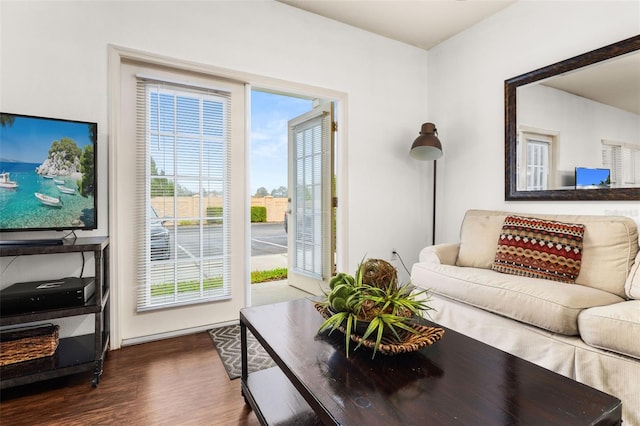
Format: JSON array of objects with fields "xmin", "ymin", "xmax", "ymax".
[{"xmin": 409, "ymin": 123, "xmax": 443, "ymax": 246}]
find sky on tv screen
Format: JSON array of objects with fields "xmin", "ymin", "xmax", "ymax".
[{"xmin": 576, "ymin": 168, "xmax": 610, "ymax": 186}]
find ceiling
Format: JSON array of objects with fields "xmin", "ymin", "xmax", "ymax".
[
  {"xmin": 277, "ymin": 1, "xmax": 639, "ymax": 115},
  {"xmin": 543, "ymin": 52, "xmax": 640, "ymax": 116},
  {"xmin": 277, "ymin": 0, "xmax": 515, "ymax": 50}
]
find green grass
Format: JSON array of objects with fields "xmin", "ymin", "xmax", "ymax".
[
  {"xmin": 251, "ymin": 268, "xmax": 287, "ymax": 284},
  {"xmin": 150, "ymin": 268, "xmax": 287, "ymax": 296},
  {"xmin": 151, "ymin": 276, "xmax": 223, "ymax": 297}
]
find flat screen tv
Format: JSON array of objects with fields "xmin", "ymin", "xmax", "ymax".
[
  {"xmin": 575, "ymin": 167, "xmax": 610, "ymax": 189},
  {"xmin": 0, "ymin": 112, "xmax": 97, "ymax": 233}
]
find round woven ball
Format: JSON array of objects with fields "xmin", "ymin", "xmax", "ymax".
[{"xmin": 360, "ymin": 258, "xmax": 398, "ymax": 291}]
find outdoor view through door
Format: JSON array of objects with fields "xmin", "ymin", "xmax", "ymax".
[
  {"xmin": 249, "ymin": 90, "xmax": 336, "ymax": 302},
  {"xmin": 287, "ymin": 102, "xmax": 335, "ymax": 295}
]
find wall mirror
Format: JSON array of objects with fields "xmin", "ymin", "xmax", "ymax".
[{"xmin": 505, "ymin": 35, "xmax": 640, "ymax": 201}]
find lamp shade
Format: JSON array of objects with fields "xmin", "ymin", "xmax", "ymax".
[{"xmin": 410, "ymin": 122, "xmax": 443, "ymax": 161}]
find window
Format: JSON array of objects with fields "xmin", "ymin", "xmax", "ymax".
[
  {"xmin": 602, "ymin": 140, "xmax": 640, "ymax": 188},
  {"xmin": 136, "ymin": 78, "xmax": 232, "ymax": 311},
  {"xmin": 517, "ymin": 131, "xmax": 554, "ymax": 190}
]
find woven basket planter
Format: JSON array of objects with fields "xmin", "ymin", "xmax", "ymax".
[{"xmin": 0, "ymin": 324, "xmax": 59, "ymax": 366}]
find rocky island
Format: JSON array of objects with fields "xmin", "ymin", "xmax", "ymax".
[{"xmin": 36, "ymin": 137, "xmax": 82, "ymax": 177}]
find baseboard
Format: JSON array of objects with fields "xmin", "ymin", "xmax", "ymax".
[{"xmin": 120, "ymin": 320, "xmax": 238, "ymax": 347}]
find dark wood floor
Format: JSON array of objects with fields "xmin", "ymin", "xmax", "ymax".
[{"xmin": 0, "ymin": 332, "xmax": 260, "ymax": 425}]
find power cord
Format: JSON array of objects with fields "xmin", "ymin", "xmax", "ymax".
[
  {"xmin": 62, "ymin": 230, "xmax": 78, "ymax": 241},
  {"xmin": 392, "ymin": 250, "xmax": 412, "ymax": 277},
  {"xmin": 0, "ymin": 256, "xmax": 18, "ymax": 278},
  {"xmin": 80, "ymin": 252, "xmax": 86, "ymax": 278}
]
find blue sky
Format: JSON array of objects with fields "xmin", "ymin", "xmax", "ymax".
[
  {"xmin": 0, "ymin": 115, "xmax": 94, "ymax": 163},
  {"xmin": 251, "ymin": 90, "xmax": 312, "ymax": 195},
  {"xmin": 2, "ymin": 96, "xmax": 310, "ymax": 194},
  {"xmin": 576, "ymin": 167, "xmax": 610, "ymax": 186}
]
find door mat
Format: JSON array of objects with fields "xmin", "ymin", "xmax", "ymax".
[{"xmin": 208, "ymin": 324, "xmax": 275, "ymax": 380}]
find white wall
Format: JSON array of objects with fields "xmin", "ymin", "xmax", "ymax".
[
  {"xmin": 428, "ymin": 1, "xmax": 640, "ymax": 243},
  {"xmin": 1, "ymin": 1, "xmax": 430, "ymax": 343},
  {"xmin": 519, "ymin": 83, "xmax": 640, "ymax": 183}
]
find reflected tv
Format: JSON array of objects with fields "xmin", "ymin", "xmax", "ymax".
[
  {"xmin": 0, "ymin": 113, "xmax": 97, "ymax": 232},
  {"xmin": 575, "ymin": 167, "xmax": 610, "ymax": 189}
]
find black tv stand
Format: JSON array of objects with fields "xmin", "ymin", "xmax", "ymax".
[
  {"xmin": 0, "ymin": 239, "xmax": 63, "ymax": 246},
  {"xmin": 0, "ymin": 237, "xmax": 110, "ymax": 389}
]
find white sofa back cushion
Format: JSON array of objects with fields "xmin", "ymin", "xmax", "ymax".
[{"xmin": 455, "ymin": 210, "xmax": 639, "ymax": 299}]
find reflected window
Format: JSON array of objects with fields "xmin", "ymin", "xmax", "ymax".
[
  {"xmin": 602, "ymin": 140, "xmax": 640, "ymax": 188},
  {"xmin": 517, "ymin": 131, "xmax": 555, "ymax": 190}
]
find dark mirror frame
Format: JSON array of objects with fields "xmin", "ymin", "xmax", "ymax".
[{"xmin": 505, "ymin": 35, "xmax": 640, "ymax": 201}]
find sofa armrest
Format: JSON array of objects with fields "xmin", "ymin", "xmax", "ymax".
[{"xmin": 418, "ymin": 243, "xmax": 460, "ymax": 266}]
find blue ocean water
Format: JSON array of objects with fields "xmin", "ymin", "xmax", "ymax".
[{"xmin": 0, "ymin": 161, "xmax": 95, "ymax": 230}]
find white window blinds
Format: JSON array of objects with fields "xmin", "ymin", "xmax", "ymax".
[
  {"xmin": 291, "ymin": 113, "xmax": 328, "ymax": 278},
  {"xmin": 602, "ymin": 141, "xmax": 640, "ymax": 187},
  {"xmin": 136, "ymin": 77, "xmax": 232, "ymax": 311}
]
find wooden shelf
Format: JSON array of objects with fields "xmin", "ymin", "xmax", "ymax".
[
  {"xmin": 0, "ymin": 299, "xmax": 101, "ymax": 327},
  {"xmin": 0, "ymin": 335, "xmax": 97, "ymax": 389},
  {"xmin": 242, "ymin": 367, "xmax": 318, "ymax": 425},
  {"xmin": 0, "ymin": 237, "xmax": 110, "ymax": 389},
  {"xmin": 0, "ymin": 237, "xmax": 109, "ymax": 257}
]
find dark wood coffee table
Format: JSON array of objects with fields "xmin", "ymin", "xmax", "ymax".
[{"xmin": 240, "ymin": 298, "xmax": 621, "ymax": 425}]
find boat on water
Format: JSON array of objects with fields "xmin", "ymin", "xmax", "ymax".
[
  {"xmin": 35, "ymin": 192, "xmax": 63, "ymax": 207},
  {"xmin": 43, "ymin": 175, "xmax": 56, "ymax": 179},
  {"xmin": 57, "ymin": 185, "xmax": 76, "ymax": 194},
  {"xmin": 0, "ymin": 172, "xmax": 18, "ymax": 189},
  {"xmin": 53, "ymin": 179, "xmax": 65, "ymax": 184}
]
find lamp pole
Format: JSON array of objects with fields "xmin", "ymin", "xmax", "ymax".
[{"xmin": 409, "ymin": 122, "xmax": 443, "ymax": 246}]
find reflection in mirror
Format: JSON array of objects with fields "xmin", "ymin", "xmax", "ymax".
[{"xmin": 505, "ymin": 35, "xmax": 640, "ymax": 201}]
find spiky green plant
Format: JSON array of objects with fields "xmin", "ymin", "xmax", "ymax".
[{"xmin": 318, "ymin": 258, "xmax": 433, "ymax": 358}]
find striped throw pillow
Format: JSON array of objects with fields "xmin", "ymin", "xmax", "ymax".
[{"xmin": 492, "ymin": 215, "xmax": 585, "ymax": 283}]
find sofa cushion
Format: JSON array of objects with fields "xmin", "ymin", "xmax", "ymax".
[
  {"xmin": 492, "ymin": 215, "xmax": 584, "ymax": 283},
  {"xmin": 625, "ymin": 250, "xmax": 640, "ymax": 300},
  {"xmin": 411, "ymin": 261, "xmax": 625, "ymax": 335},
  {"xmin": 578, "ymin": 301, "xmax": 640, "ymax": 359},
  {"xmin": 454, "ymin": 210, "xmax": 638, "ymax": 298},
  {"xmin": 456, "ymin": 213, "xmax": 504, "ymax": 268}
]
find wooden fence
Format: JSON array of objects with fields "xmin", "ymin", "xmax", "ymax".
[{"xmin": 151, "ymin": 196, "xmax": 287, "ymax": 223}]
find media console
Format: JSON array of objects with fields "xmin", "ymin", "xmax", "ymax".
[{"xmin": 0, "ymin": 236, "xmax": 110, "ymax": 389}]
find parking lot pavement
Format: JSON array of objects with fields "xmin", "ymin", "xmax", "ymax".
[{"xmin": 251, "ymin": 253, "xmax": 287, "ymax": 271}]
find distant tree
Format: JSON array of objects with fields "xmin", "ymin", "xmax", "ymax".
[
  {"xmin": 88, "ymin": 123, "xmax": 97, "ymax": 145},
  {"xmin": 49, "ymin": 137, "xmax": 81, "ymax": 163},
  {"xmin": 270, "ymin": 186, "xmax": 287, "ymax": 197},
  {"xmin": 255, "ymin": 187, "xmax": 269, "ymax": 197},
  {"xmin": 151, "ymin": 157, "xmax": 158, "ymax": 175},
  {"xmin": 176, "ymin": 183, "xmax": 195, "ymax": 196},
  {"xmin": 150, "ymin": 156, "xmax": 174, "ymax": 196},
  {"xmin": 79, "ymin": 144, "xmax": 94, "ymax": 196},
  {"xmin": 0, "ymin": 114, "xmax": 15, "ymax": 128}
]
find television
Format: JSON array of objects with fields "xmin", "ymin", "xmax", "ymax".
[
  {"xmin": 0, "ymin": 112, "xmax": 97, "ymax": 234},
  {"xmin": 575, "ymin": 167, "xmax": 610, "ymax": 189}
]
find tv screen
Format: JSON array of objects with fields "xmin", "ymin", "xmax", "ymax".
[
  {"xmin": 575, "ymin": 167, "xmax": 610, "ymax": 189},
  {"xmin": 0, "ymin": 113, "xmax": 97, "ymax": 232}
]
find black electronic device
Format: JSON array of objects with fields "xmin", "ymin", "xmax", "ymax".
[{"xmin": 0, "ymin": 277, "xmax": 95, "ymax": 314}]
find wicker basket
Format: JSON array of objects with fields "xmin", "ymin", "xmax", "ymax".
[
  {"xmin": 315, "ymin": 304, "xmax": 444, "ymax": 355},
  {"xmin": 0, "ymin": 324, "xmax": 59, "ymax": 366}
]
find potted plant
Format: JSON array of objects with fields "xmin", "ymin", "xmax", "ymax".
[{"xmin": 317, "ymin": 258, "xmax": 434, "ymax": 358}]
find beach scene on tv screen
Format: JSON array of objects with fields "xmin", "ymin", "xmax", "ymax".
[{"xmin": 0, "ymin": 114, "xmax": 96, "ymax": 230}]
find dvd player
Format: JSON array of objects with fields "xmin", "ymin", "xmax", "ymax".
[{"xmin": 0, "ymin": 277, "xmax": 96, "ymax": 314}]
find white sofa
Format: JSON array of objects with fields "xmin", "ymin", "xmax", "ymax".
[{"xmin": 411, "ymin": 209, "xmax": 640, "ymax": 425}]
